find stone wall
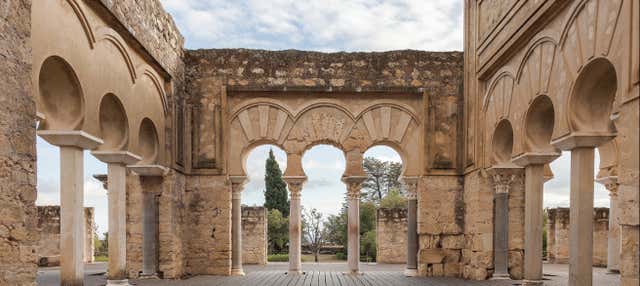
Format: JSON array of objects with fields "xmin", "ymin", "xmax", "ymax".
[
  {"xmin": 0, "ymin": 0, "xmax": 37, "ymax": 284},
  {"xmin": 376, "ymin": 208, "xmax": 407, "ymax": 264},
  {"xmin": 418, "ymin": 175, "xmax": 465, "ymax": 277},
  {"xmin": 242, "ymin": 206, "xmax": 267, "ymax": 265},
  {"xmin": 35, "ymin": 206, "xmax": 94, "ymax": 267},
  {"xmin": 547, "ymin": 207, "xmax": 610, "ymax": 267},
  {"xmin": 461, "ymin": 170, "xmax": 493, "ymax": 280}
]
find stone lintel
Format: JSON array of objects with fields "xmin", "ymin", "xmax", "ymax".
[
  {"xmin": 128, "ymin": 164, "xmax": 169, "ymax": 177},
  {"xmin": 512, "ymin": 152, "xmax": 560, "ymax": 167},
  {"xmin": 38, "ymin": 130, "xmax": 104, "ymax": 149},
  {"xmin": 551, "ymin": 132, "xmax": 616, "ymax": 150},
  {"xmin": 91, "ymin": 150, "xmax": 142, "ymax": 165}
]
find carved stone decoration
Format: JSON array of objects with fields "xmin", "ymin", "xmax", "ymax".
[
  {"xmin": 229, "ymin": 176, "xmax": 248, "ymax": 197},
  {"xmin": 486, "ymin": 165, "xmax": 522, "ymax": 194},
  {"xmin": 343, "ymin": 176, "xmax": 366, "ymax": 199},
  {"xmin": 283, "ymin": 176, "xmax": 306, "ymax": 200},
  {"xmin": 285, "ymin": 106, "xmax": 353, "ymax": 152},
  {"xmin": 400, "ymin": 176, "xmax": 419, "ymax": 200}
]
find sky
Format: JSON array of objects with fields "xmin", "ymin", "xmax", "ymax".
[{"xmin": 35, "ymin": 0, "xmax": 609, "ymax": 236}]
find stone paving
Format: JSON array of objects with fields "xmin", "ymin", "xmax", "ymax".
[{"xmin": 36, "ymin": 262, "xmax": 620, "ymax": 286}]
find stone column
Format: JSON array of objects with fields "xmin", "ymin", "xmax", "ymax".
[
  {"xmin": 487, "ymin": 166, "xmax": 520, "ymax": 280},
  {"xmin": 343, "ymin": 176, "xmax": 366, "ymax": 275},
  {"xmin": 38, "ymin": 130, "xmax": 103, "ymax": 286},
  {"xmin": 513, "ymin": 153, "xmax": 559, "ymax": 286},
  {"xmin": 284, "ymin": 176, "xmax": 306, "ymax": 275},
  {"xmin": 598, "ymin": 177, "xmax": 620, "ymax": 273},
  {"xmin": 568, "ymin": 147, "xmax": 595, "ymax": 286},
  {"xmin": 401, "ymin": 177, "xmax": 419, "ymax": 277},
  {"xmin": 129, "ymin": 165, "xmax": 168, "ymax": 279},
  {"xmin": 92, "ymin": 151, "xmax": 141, "ymax": 285},
  {"xmin": 229, "ymin": 176, "xmax": 247, "ymax": 276}
]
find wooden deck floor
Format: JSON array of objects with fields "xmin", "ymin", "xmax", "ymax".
[{"xmin": 134, "ymin": 271, "xmax": 518, "ymax": 286}]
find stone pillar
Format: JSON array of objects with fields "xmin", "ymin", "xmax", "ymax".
[
  {"xmin": 229, "ymin": 176, "xmax": 247, "ymax": 276},
  {"xmin": 92, "ymin": 151, "xmax": 141, "ymax": 285},
  {"xmin": 487, "ymin": 166, "xmax": 520, "ymax": 280},
  {"xmin": 597, "ymin": 177, "xmax": 620, "ymax": 273},
  {"xmin": 343, "ymin": 176, "xmax": 366, "ymax": 274},
  {"xmin": 513, "ymin": 153, "xmax": 559, "ymax": 286},
  {"xmin": 39, "ymin": 130, "xmax": 103, "ymax": 286},
  {"xmin": 284, "ymin": 176, "xmax": 306, "ymax": 275},
  {"xmin": 129, "ymin": 165, "xmax": 168, "ymax": 279},
  {"xmin": 401, "ymin": 177, "xmax": 418, "ymax": 277}
]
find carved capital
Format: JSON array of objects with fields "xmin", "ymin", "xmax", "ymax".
[
  {"xmin": 284, "ymin": 176, "xmax": 307, "ymax": 200},
  {"xmin": 486, "ymin": 165, "xmax": 522, "ymax": 195},
  {"xmin": 596, "ymin": 176, "xmax": 618, "ymax": 196},
  {"xmin": 342, "ymin": 176, "xmax": 366, "ymax": 200},
  {"xmin": 400, "ymin": 176, "xmax": 419, "ymax": 200},
  {"xmin": 229, "ymin": 176, "xmax": 247, "ymax": 197}
]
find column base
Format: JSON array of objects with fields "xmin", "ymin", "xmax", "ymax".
[
  {"xmin": 343, "ymin": 270, "xmax": 363, "ymax": 275},
  {"xmin": 404, "ymin": 268, "xmax": 418, "ymax": 277},
  {"xmin": 106, "ymin": 279, "xmax": 130, "ymax": 286},
  {"xmin": 287, "ymin": 270, "xmax": 303, "ymax": 275},
  {"xmin": 230, "ymin": 268, "xmax": 245, "ymax": 276},
  {"xmin": 522, "ymin": 279, "xmax": 543, "ymax": 286},
  {"xmin": 490, "ymin": 273, "xmax": 511, "ymax": 280}
]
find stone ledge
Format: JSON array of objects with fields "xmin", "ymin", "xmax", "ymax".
[
  {"xmin": 551, "ymin": 132, "xmax": 616, "ymax": 150},
  {"xmin": 128, "ymin": 164, "xmax": 169, "ymax": 176},
  {"xmin": 37, "ymin": 130, "xmax": 104, "ymax": 149},
  {"xmin": 91, "ymin": 151, "xmax": 141, "ymax": 165}
]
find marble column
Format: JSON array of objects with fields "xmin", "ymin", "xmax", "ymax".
[
  {"xmin": 284, "ymin": 176, "xmax": 306, "ymax": 275},
  {"xmin": 597, "ymin": 177, "xmax": 620, "ymax": 273},
  {"xmin": 488, "ymin": 166, "xmax": 520, "ymax": 280},
  {"xmin": 92, "ymin": 151, "xmax": 141, "ymax": 285},
  {"xmin": 401, "ymin": 177, "xmax": 419, "ymax": 277},
  {"xmin": 229, "ymin": 176, "xmax": 247, "ymax": 276},
  {"xmin": 38, "ymin": 130, "xmax": 103, "ymax": 286},
  {"xmin": 513, "ymin": 152, "xmax": 559, "ymax": 286},
  {"xmin": 343, "ymin": 176, "xmax": 366, "ymax": 274}
]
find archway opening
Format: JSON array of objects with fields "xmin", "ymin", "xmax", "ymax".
[
  {"xmin": 98, "ymin": 94, "xmax": 128, "ymax": 150},
  {"xmin": 300, "ymin": 144, "xmax": 346, "ymax": 263},
  {"xmin": 491, "ymin": 119, "xmax": 514, "ymax": 165},
  {"xmin": 525, "ymin": 95, "xmax": 555, "ymax": 153},
  {"xmin": 569, "ymin": 58, "xmax": 617, "ymax": 133},
  {"xmin": 242, "ymin": 145, "xmax": 288, "ymax": 263},
  {"xmin": 37, "ymin": 56, "xmax": 84, "ymax": 131}
]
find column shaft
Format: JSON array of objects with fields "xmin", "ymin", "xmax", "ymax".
[
  {"xmin": 406, "ymin": 198, "xmax": 418, "ymax": 272},
  {"xmin": 142, "ymin": 192, "xmax": 159, "ymax": 276},
  {"xmin": 107, "ymin": 163, "xmax": 128, "ymax": 282},
  {"xmin": 231, "ymin": 190, "xmax": 244, "ymax": 275},
  {"xmin": 60, "ymin": 146, "xmax": 85, "ymax": 286},
  {"xmin": 569, "ymin": 147, "xmax": 594, "ymax": 286},
  {"xmin": 494, "ymin": 192, "xmax": 509, "ymax": 277},
  {"xmin": 606, "ymin": 192, "xmax": 620, "ymax": 273},
  {"xmin": 347, "ymin": 193, "xmax": 360, "ymax": 274},
  {"xmin": 523, "ymin": 164, "xmax": 544, "ymax": 285},
  {"xmin": 289, "ymin": 192, "xmax": 302, "ymax": 274}
]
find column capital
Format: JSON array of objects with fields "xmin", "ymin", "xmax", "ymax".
[
  {"xmin": 487, "ymin": 165, "xmax": 522, "ymax": 195},
  {"xmin": 128, "ymin": 164, "xmax": 169, "ymax": 177},
  {"xmin": 38, "ymin": 130, "xmax": 103, "ymax": 149},
  {"xmin": 550, "ymin": 132, "xmax": 616, "ymax": 150},
  {"xmin": 400, "ymin": 176, "xmax": 419, "ymax": 200},
  {"xmin": 92, "ymin": 150, "xmax": 141, "ymax": 165},
  {"xmin": 596, "ymin": 176, "xmax": 619, "ymax": 195},
  {"xmin": 343, "ymin": 176, "xmax": 366, "ymax": 199},
  {"xmin": 284, "ymin": 176, "xmax": 307, "ymax": 199},
  {"xmin": 512, "ymin": 152, "xmax": 560, "ymax": 167},
  {"xmin": 229, "ymin": 176, "xmax": 248, "ymax": 194}
]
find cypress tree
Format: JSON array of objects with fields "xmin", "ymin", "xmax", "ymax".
[{"xmin": 264, "ymin": 149, "xmax": 289, "ymax": 217}]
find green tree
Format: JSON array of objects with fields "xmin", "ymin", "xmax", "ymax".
[
  {"xmin": 360, "ymin": 201, "xmax": 377, "ymax": 235},
  {"xmin": 264, "ymin": 149, "xmax": 289, "ymax": 217},
  {"xmin": 267, "ymin": 209, "xmax": 289, "ymax": 254},
  {"xmin": 360, "ymin": 230, "xmax": 376, "ymax": 262},
  {"xmin": 379, "ymin": 188, "xmax": 406, "ymax": 208},
  {"xmin": 362, "ymin": 157, "xmax": 403, "ymax": 204}
]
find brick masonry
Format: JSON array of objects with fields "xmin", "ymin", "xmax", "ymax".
[{"xmin": 376, "ymin": 208, "xmax": 407, "ymax": 264}]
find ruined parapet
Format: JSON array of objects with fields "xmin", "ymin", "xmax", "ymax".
[
  {"xmin": 376, "ymin": 208, "xmax": 408, "ymax": 264},
  {"xmin": 546, "ymin": 207, "xmax": 609, "ymax": 266},
  {"xmin": 36, "ymin": 206, "xmax": 95, "ymax": 266},
  {"xmin": 241, "ymin": 206, "xmax": 267, "ymax": 265}
]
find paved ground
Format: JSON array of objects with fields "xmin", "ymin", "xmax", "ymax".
[{"xmin": 37, "ymin": 262, "xmax": 621, "ymax": 286}]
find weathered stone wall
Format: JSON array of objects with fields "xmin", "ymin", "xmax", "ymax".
[
  {"xmin": 242, "ymin": 206, "xmax": 267, "ymax": 265},
  {"xmin": 418, "ymin": 176, "xmax": 465, "ymax": 277},
  {"xmin": 376, "ymin": 208, "xmax": 407, "ymax": 264},
  {"xmin": 547, "ymin": 207, "xmax": 610, "ymax": 267},
  {"xmin": 35, "ymin": 206, "xmax": 94, "ymax": 267},
  {"xmin": 183, "ymin": 176, "xmax": 231, "ymax": 275},
  {"xmin": 0, "ymin": 0, "xmax": 37, "ymax": 284},
  {"xmin": 461, "ymin": 170, "xmax": 492, "ymax": 280},
  {"xmin": 506, "ymin": 174, "xmax": 524, "ymax": 279}
]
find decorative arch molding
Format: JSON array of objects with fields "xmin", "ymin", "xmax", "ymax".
[
  {"xmin": 230, "ymin": 98, "xmax": 295, "ymax": 120},
  {"xmin": 64, "ymin": 0, "xmax": 95, "ymax": 49},
  {"xmin": 233, "ymin": 103, "xmax": 293, "ymax": 145},
  {"xmin": 483, "ymin": 71, "xmax": 515, "ymax": 120},
  {"xmin": 95, "ymin": 26, "xmax": 138, "ymax": 84},
  {"xmin": 139, "ymin": 67, "xmax": 168, "ymax": 115},
  {"xmin": 515, "ymin": 37, "xmax": 557, "ymax": 102}
]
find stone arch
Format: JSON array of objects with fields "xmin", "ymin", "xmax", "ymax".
[
  {"xmin": 139, "ymin": 68, "xmax": 168, "ymax": 116},
  {"xmin": 97, "ymin": 93, "xmax": 129, "ymax": 151},
  {"xmin": 283, "ymin": 103, "xmax": 355, "ymax": 155},
  {"xmin": 95, "ymin": 27, "xmax": 138, "ymax": 84},
  {"xmin": 137, "ymin": 118, "xmax": 159, "ymax": 164},
  {"xmin": 515, "ymin": 37, "xmax": 557, "ymax": 104},
  {"xmin": 240, "ymin": 140, "xmax": 289, "ymax": 176},
  {"xmin": 483, "ymin": 71, "xmax": 515, "ymax": 121},
  {"xmin": 490, "ymin": 119, "xmax": 514, "ymax": 165},
  {"xmin": 567, "ymin": 57, "xmax": 618, "ymax": 134},
  {"xmin": 64, "ymin": 0, "xmax": 96, "ymax": 49},
  {"xmin": 522, "ymin": 95, "xmax": 557, "ymax": 153},
  {"xmin": 37, "ymin": 55, "xmax": 85, "ymax": 131}
]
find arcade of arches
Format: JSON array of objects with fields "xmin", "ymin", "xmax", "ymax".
[{"xmin": 0, "ymin": 0, "xmax": 637, "ymax": 286}]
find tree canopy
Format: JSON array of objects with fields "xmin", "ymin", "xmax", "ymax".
[
  {"xmin": 264, "ymin": 149, "xmax": 289, "ymax": 217},
  {"xmin": 362, "ymin": 157, "xmax": 402, "ymax": 204}
]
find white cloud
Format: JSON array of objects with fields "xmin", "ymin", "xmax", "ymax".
[{"xmin": 159, "ymin": 0, "xmax": 464, "ymax": 51}]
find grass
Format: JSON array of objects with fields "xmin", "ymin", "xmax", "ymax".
[{"xmin": 94, "ymin": 255, "xmax": 108, "ymax": 262}]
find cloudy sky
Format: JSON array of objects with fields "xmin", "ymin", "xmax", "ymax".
[{"xmin": 35, "ymin": 0, "xmax": 609, "ymax": 237}]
